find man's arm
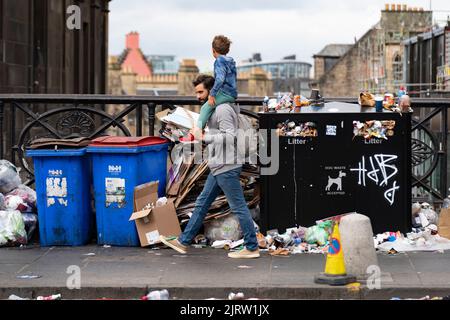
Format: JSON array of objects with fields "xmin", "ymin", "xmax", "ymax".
[{"xmin": 203, "ymin": 105, "xmax": 236, "ymax": 145}]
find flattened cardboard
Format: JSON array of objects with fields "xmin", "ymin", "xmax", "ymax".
[
  {"xmin": 439, "ymin": 208, "xmax": 450, "ymax": 239},
  {"xmin": 130, "ymin": 181, "xmax": 181, "ymax": 247}
]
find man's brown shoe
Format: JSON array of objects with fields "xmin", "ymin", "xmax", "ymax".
[{"xmin": 159, "ymin": 236, "xmax": 188, "ymax": 254}]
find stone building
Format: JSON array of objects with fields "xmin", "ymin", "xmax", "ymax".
[
  {"xmin": 108, "ymin": 32, "xmax": 187, "ymax": 97},
  {"xmin": 0, "ymin": 0, "xmax": 109, "ymax": 161},
  {"xmin": 313, "ymin": 44, "xmax": 353, "ymax": 81},
  {"xmin": 238, "ymin": 54, "xmax": 307, "ymax": 96},
  {"xmin": 313, "ymin": 4, "xmax": 432, "ymax": 97},
  {"xmin": 1, "ymin": 0, "xmax": 109, "ymax": 94}
]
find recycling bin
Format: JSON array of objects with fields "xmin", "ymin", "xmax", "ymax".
[
  {"xmin": 259, "ymin": 102, "xmax": 412, "ymax": 234},
  {"xmin": 26, "ymin": 148, "xmax": 93, "ymax": 246},
  {"xmin": 87, "ymin": 136, "xmax": 169, "ymax": 246}
]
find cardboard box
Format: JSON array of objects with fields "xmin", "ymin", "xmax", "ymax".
[
  {"xmin": 439, "ymin": 208, "xmax": 450, "ymax": 239},
  {"xmin": 129, "ymin": 181, "xmax": 181, "ymax": 247}
]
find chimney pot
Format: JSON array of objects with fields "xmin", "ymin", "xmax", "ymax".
[{"xmin": 126, "ymin": 32, "xmax": 140, "ymax": 50}]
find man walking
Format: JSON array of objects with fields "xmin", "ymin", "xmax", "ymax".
[{"xmin": 160, "ymin": 75, "xmax": 259, "ymax": 259}]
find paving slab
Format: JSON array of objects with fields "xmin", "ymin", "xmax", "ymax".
[{"xmin": 1, "ymin": 246, "xmax": 450, "ymax": 299}]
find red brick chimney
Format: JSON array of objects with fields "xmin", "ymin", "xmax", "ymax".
[
  {"xmin": 122, "ymin": 31, "xmax": 152, "ymax": 77},
  {"xmin": 126, "ymin": 31, "xmax": 140, "ymax": 50}
]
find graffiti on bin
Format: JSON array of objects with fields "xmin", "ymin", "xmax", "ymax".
[{"xmin": 350, "ymin": 154, "xmax": 399, "ymax": 206}]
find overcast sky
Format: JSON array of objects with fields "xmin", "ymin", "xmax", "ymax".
[{"xmin": 109, "ymin": 0, "xmax": 450, "ymax": 72}]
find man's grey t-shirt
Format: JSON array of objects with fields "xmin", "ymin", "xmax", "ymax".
[{"xmin": 203, "ymin": 103, "xmax": 242, "ymax": 176}]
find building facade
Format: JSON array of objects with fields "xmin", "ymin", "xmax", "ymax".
[
  {"xmin": 109, "ymin": 32, "xmax": 275, "ymax": 97},
  {"xmin": 0, "ymin": 0, "xmax": 109, "ymax": 94},
  {"xmin": 0, "ymin": 0, "xmax": 109, "ymax": 162},
  {"xmin": 404, "ymin": 24, "xmax": 450, "ymax": 97},
  {"xmin": 108, "ymin": 32, "xmax": 196, "ymax": 97},
  {"xmin": 313, "ymin": 4, "xmax": 432, "ymax": 97},
  {"xmin": 238, "ymin": 55, "xmax": 311, "ymax": 96},
  {"xmin": 313, "ymin": 44, "xmax": 353, "ymax": 81}
]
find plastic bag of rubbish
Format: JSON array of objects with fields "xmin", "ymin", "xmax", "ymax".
[
  {"xmin": 412, "ymin": 202, "xmax": 422, "ymax": 215},
  {"xmin": 422, "ymin": 208, "xmax": 438, "ymax": 226},
  {"xmin": 204, "ymin": 214, "xmax": 243, "ymax": 242},
  {"xmin": 5, "ymin": 185, "xmax": 37, "ymax": 212},
  {"xmin": 22, "ymin": 213, "xmax": 38, "ymax": 242},
  {"xmin": 0, "ymin": 193, "xmax": 6, "ymax": 210},
  {"xmin": 305, "ymin": 221, "xmax": 333, "ymax": 246},
  {"xmin": 0, "ymin": 160, "xmax": 22, "ymax": 194},
  {"xmin": 0, "ymin": 210, "xmax": 27, "ymax": 246}
]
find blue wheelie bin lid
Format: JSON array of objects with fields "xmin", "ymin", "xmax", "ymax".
[
  {"xmin": 26, "ymin": 148, "xmax": 87, "ymax": 157},
  {"xmin": 86, "ymin": 136, "xmax": 168, "ymax": 154}
]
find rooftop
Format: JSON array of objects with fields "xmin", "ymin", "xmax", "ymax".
[{"xmin": 314, "ymin": 44, "xmax": 353, "ymax": 58}]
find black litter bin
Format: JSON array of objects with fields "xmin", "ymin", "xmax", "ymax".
[{"xmin": 260, "ymin": 102, "xmax": 411, "ymax": 234}]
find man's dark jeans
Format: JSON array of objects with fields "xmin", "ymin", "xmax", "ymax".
[{"xmin": 178, "ymin": 167, "xmax": 258, "ymax": 251}]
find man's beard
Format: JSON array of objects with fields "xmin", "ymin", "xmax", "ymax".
[{"xmin": 198, "ymin": 92, "xmax": 209, "ymax": 104}]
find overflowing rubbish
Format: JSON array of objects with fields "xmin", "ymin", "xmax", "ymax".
[
  {"xmin": 276, "ymin": 120, "xmax": 318, "ymax": 137},
  {"xmin": 358, "ymin": 90, "xmax": 413, "ymax": 114},
  {"xmin": 0, "ymin": 160, "xmax": 39, "ymax": 246},
  {"xmin": 5, "ymin": 185, "xmax": 37, "ymax": 212},
  {"xmin": 359, "ymin": 92, "xmax": 375, "ymax": 107},
  {"xmin": 375, "ymin": 229, "xmax": 450, "ymax": 253},
  {"xmin": 262, "ymin": 91, "xmax": 323, "ymax": 113},
  {"xmin": 8, "ymin": 294, "xmax": 30, "ymax": 300},
  {"xmin": 305, "ymin": 221, "xmax": 332, "ymax": 246},
  {"xmin": 0, "ymin": 210, "xmax": 27, "ymax": 246},
  {"xmin": 0, "ymin": 160, "xmax": 22, "ymax": 194},
  {"xmin": 205, "ymin": 214, "xmax": 243, "ymax": 243},
  {"xmin": 372, "ymin": 200, "xmax": 450, "ymax": 253},
  {"xmin": 374, "ymin": 231, "xmax": 402, "ymax": 247},
  {"xmin": 211, "ymin": 239, "xmax": 244, "ymax": 250},
  {"xmin": 255, "ymin": 224, "xmax": 331, "ymax": 256},
  {"xmin": 352, "ymin": 120, "xmax": 396, "ymax": 140},
  {"xmin": 141, "ymin": 289, "xmax": 170, "ymax": 300},
  {"xmin": 228, "ymin": 292, "xmax": 245, "ymax": 300},
  {"xmin": 36, "ymin": 294, "xmax": 62, "ymax": 300},
  {"xmin": 412, "ymin": 202, "xmax": 438, "ymax": 228}
]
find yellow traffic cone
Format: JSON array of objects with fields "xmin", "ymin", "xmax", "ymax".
[{"xmin": 314, "ymin": 222, "xmax": 356, "ymax": 286}]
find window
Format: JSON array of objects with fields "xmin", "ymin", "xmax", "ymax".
[{"xmin": 393, "ymin": 53, "xmax": 403, "ymax": 82}]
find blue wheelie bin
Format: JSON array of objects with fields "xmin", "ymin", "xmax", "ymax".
[
  {"xmin": 87, "ymin": 136, "xmax": 169, "ymax": 246},
  {"xmin": 26, "ymin": 148, "xmax": 93, "ymax": 246}
]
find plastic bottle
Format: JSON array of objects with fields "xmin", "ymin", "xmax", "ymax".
[{"xmin": 141, "ymin": 289, "xmax": 169, "ymax": 300}]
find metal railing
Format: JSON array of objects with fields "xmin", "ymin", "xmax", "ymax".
[{"xmin": 0, "ymin": 94, "xmax": 449, "ymax": 203}]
